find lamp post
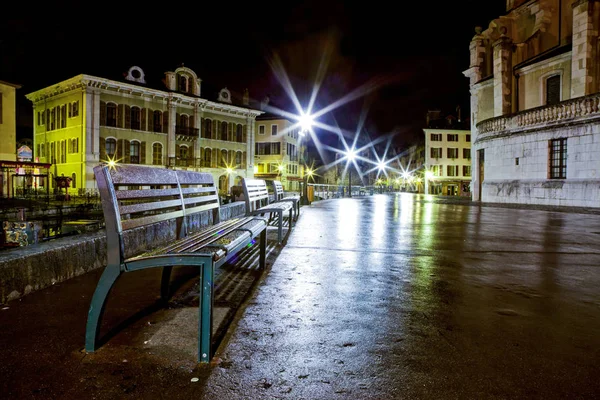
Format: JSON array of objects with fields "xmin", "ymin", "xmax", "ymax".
[{"xmin": 344, "ymin": 148, "xmax": 356, "ymax": 198}]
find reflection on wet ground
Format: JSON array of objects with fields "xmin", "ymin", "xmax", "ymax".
[{"xmin": 203, "ymin": 193, "xmax": 600, "ymax": 399}]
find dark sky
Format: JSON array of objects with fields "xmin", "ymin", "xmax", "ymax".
[{"xmin": 1, "ymin": 1, "xmax": 506, "ymax": 147}]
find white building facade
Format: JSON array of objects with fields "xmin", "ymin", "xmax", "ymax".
[{"xmin": 464, "ymin": 0, "xmax": 600, "ymax": 207}]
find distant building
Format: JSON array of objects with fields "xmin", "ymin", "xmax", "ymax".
[
  {"xmin": 0, "ymin": 80, "xmax": 21, "ymax": 161},
  {"xmin": 423, "ymin": 110, "xmax": 472, "ymax": 196},
  {"xmin": 464, "ymin": 0, "xmax": 600, "ymax": 207},
  {"xmin": 396, "ymin": 143, "xmax": 426, "ymax": 193},
  {"xmin": 0, "ymin": 80, "xmax": 51, "ymax": 198},
  {"xmin": 25, "ymin": 65, "xmax": 263, "ymax": 196},
  {"xmin": 254, "ymin": 98, "xmax": 306, "ymax": 191}
]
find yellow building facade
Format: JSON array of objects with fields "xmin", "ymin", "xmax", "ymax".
[{"xmin": 25, "ymin": 66, "xmax": 263, "ymax": 196}]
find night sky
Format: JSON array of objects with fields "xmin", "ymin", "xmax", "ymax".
[{"xmin": 1, "ymin": 1, "xmax": 506, "ymax": 148}]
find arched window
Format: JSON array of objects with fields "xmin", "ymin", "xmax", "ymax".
[
  {"xmin": 130, "ymin": 141, "xmax": 140, "ymax": 164},
  {"xmin": 180, "ymin": 114, "xmax": 189, "ymax": 127},
  {"xmin": 221, "ymin": 121, "xmax": 228, "ymax": 141},
  {"xmin": 220, "ymin": 149, "xmax": 228, "ymax": 167},
  {"xmin": 236, "ymin": 124, "xmax": 243, "ymax": 142},
  {"xmin": 131, "ymin": 107, "xmax": 141, "ymax": 130},
  {"xmin": 546, "ymin": 74, "xmax": 561, "ymax": 105},
  {"xmin": 218, "ymin": 175, "xmax": 228, "ymax": 194},
  {"xmin": 179, "ymin": 145, "xmax": 188, "ymax": 165},
  {"xmin": 178, "ymin": 75, "xmax": 188, "ymax": 92},
  {"xmin": 204, "ymin": 148, "xmax": 212, "ymax": 168},
  {"xmin": 152, "ymin": 143, "xmax": 162, "ymax": 165},
  {"xmin": 106, "ymin": 138, "xmax": 117, "ymax": 158},
  {"xmin": 106, "ymin": 103, "xmax": 117, "ymax": 127},
  {"xmin": 153, "ymin": 110, "xmax": 162, "ymax": 132},
  {"xmin": 235, "ymin": 151, "xmax": 242, "ymax": 168},
  {"xmin": 204, "ymin": 119, "xmax": 212, "ymax": 138},
  {"xmin": 71, "ymin": 173, "xmax": 77, "ymax": 189}
]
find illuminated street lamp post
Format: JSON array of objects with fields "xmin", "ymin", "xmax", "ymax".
[{"xmin": 345, "ymin": 149, "xmax": 356, "ymax": 198}]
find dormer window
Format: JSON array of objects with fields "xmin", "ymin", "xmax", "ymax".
[{"xmin": 178, "ymin": 75, "xmax": 188, "ymax": 92}]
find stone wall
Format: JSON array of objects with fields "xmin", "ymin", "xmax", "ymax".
[{"xmin": 0, "ymin": 202, "xmax": 246, "ymax": 304}]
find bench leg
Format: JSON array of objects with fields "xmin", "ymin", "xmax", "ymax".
[
  {"xmin": 199, "ymin": 259, "xmax": 214, "ymax": 363},
  {"xmin": 85, "ymin": 265, "xmax": 121, "ymax": 353},
  {"xmin": 277, "ymin": 210, "xmax": 283, "ymax": 244},
  {"xmin": 259, "ymin": 229, "xmax": 266, "ymax": 269},
  {"xmin": 160, "ymin": 266, "xmax": 173, "ymax": 301}
]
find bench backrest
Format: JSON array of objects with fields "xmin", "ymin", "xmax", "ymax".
[
  {"xmin": 94, "ymin": 164, "xmax": 220, "ymax": 260},
  {"xmin": 271, "ymin": 180, "xmax": 285, "ymax": 201},
  {"xmin": 241, "ymin": 178, "xmax": 270, "ymax": 213}
]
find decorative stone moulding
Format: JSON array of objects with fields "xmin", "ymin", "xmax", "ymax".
[{"xmin": 125, "ymin": 66, "xmax": 146, "ymax": 84}]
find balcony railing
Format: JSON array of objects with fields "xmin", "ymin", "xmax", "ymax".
[
  {"xmin": 176, "ymin": 126, "xmax": 199, "ymax": 137},
  {"xmin": 477, "ymin": 92, "xmax": 600, "ymax": 139}
]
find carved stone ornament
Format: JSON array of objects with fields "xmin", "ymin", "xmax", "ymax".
[
  {"xmin": 218, "ymin": 87, "xmax": 232, "ymax": 103},
  {"xmin": 125, "ymin": 66, "xmax": 146, "ymax": 84}
]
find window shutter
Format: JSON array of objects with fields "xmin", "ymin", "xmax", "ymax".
[
  {"xmin": 124, "ymin": 139, "xmax": 131, "ymax": 163},
  {"xmin": 163, "ymin": 111, "xmax": 169, "ymax": 133},
  {"xmin": 140, "ymin": 141, "xmax": 146, "ymax": 164},
  {"xmin": 141, "ymin": 108, "xmax": 146, "ymax": 131},
  {"xmin": 242, "ymin": 151, "xmax": 247, "ymax": 167},
  {"xmin": 68, "ymin": 103, "xmax": 72, "ymax": 118},
  {"xmin": 546, "ymin": 75, "xmax": 560, "ymax": 105},
  {"xmin": 124, "ymin": 105, "xmax": 131, "ymax": 129},
  {"xmin": 100, "ymin": 102, "xmax": 106, "ymax": 126},
  {"xmin": 213, "ymin": 120, "xmax": 218, "ymax": 139},
  {"xmin": 243, "ymin": 125, "xmax": 247, "ymax": 143},
  {"xmin": 176, "ymin": 113, "xmax": 180, "ymax": 128},
  {"xmin": 99, "ymin": 137, "xmax": 106, "ymax": 161},
  {"xmin": 189, "ymin": 114, "xmax": 194, "ymax": 128},
  {"xmin": 228, "ymin": 122, "xmax": 233, "ymax": 141},
  {"xmin": 212, "ymin": 148, "xmax": 218, "ymax": 168},
  {"xmin": 229, "ymin": 150, "xmax": 234, "ymax": 165},
  {"xmin": 116, "ymin": 139, "xmax": 123, "ymax": 161},
  {"xmin": 200, "ymin": 117, "xmax": 205, "ymax": 138},
  {"xmin": 189, "ymin": 145, "xmax": 194, "ymax": 160}
]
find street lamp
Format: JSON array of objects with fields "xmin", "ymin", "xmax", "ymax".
[
  {"xmin": 298, "ymin": 111, "xmax": 314, "ymax": 137},
  {"xmin": 345, "ymin": 148, "xmax": 356, "ymax": 197}
]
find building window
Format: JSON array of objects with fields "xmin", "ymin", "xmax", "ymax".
[
  {"xmin": 463, "ymin": 148, "xmax": 471, "ymax": 159},
  {"xmin": 153, "ymin": 110, "xmax": 162, "ymax": 132},
  {"xmin": 178, "ymin": 75, "xmax": 188, "ymax": 92},
  {"xmin": 61, "ymin": 105, "xmax": 67, "ymax": 128},
  {"xmin": 235, "ymin": 151, "xmax": 242, "ymax": 167},
  {"xmin": 463, "ymin": 165, "xmax": 472, "ymax": 177},
  {"xmin": 179, "ymin": 145, "xmax": 188, "ymax": 165},
  {"xmin": 204, "ymin": 119, "xmax": 212, "ymax": 138},
  {"xmin": 447, "ymin": 148, "xmax": 458, "ymax": 159},
  {"xmin": 130, "ymin": 141, "xmax": 140, "ymax": 164},
  {"xmin": 221, "ymin": 121, "xmax": 228, "ymax": 141},
  {"xmin": 447, "ymin": 134, "xmax": 458, "ymax": 142},
  {"xmin": 152, "ymin": 143, "xmax": 162, "ymax": 165},
  {"xmin": 431, "ymin": 165, "xmax": 441, "ymax": 176},
  {"xmin": 203, "ymin": 148, "xmax": 212, "ymax": 167},
  {"xmin": 447, "ymin": 165, "xmax": 459, "ymax": 176},
  {"xmin": 258, "ymin": 125, "xmax": 265, "ymax": 135},
  {"xmin": 220, "ymin": 149, "xmax": 228, "ymax": 167},
  {"xmin": 71, "ymin": 173, "xmax": 77, "ymax": 188},
  {"xmin": 106, "ymin": 138, "xmax": 116, "ymax": 158},
  {"xmin": 549, "ymin": 138, "xmax": 567, "ymax": 179},
  {"xmin": 431, "ymin": 133, "xmax": 442, "ymax": 141},
  {"xmin": 256, "ymin": 142, "xmax": 270, "ymax": 155},
  {"xmin": 236, "ymin": 124, "xmax": 243, "ymax": 142},
  {"xmin": 466, "ymin": 134, "xmax": 471, "ymax": 142},
  {"xmin": 430, "ymin": 148, "xmax": 442, "ymax": 158},
  {"xmin": 131, "ymin": 107, "xmax": 141, "ymax": 130},
  {"xmin": 546, "ymin": 75, "xmax": 561, "ymax": 105},
  {"xmin": 106, "ymin": 103, "xmax": 117, "ymax": 127},
  {"xmin": 271, "ymin": 142, "xmax": 280, "ymax": 155},
  {"xmin": 271, "ymin": 125, "xmax": 278, "ymax": 136}
]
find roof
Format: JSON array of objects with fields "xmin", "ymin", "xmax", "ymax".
[{"xmin": 0, "ymin": 80, "xmax": 22, "ymax": 89}]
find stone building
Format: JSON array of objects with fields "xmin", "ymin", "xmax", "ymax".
[
  {"xmin": 464, "ymin": 0, "xmax": 600, "ymax": 207},
  {"xmin": 0, "ymin": 80, "xmax": 21, "ymax": 161},
  {"xmin": 396, "ymin": 143, "xmax": 426, "ymax": 193},
  {"xmin": 25, "ymin": 65, "xmax": 263, "ymax": 196},
  {"xmin": 423, "ymin": 110, "xmax": 472, "ymax": 196}
]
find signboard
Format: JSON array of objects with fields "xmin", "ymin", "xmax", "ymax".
[{"xmin": 17, "ymin": 145, "xmax": 33, "ymax": 161}]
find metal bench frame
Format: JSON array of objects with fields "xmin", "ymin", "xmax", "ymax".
[
  {"xmin": 270, "ymin": 180, "xmax": 301, "ymax": 221},
  {"xmin": 85, "ymin": 164, "xmax": 267, "ymax": 363},
  {"xmin": 242, "ymin": 178, "xmax": 293, "ymax": 244}
]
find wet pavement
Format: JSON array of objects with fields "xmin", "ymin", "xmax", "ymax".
[{"xmin": 2, "ymin": 193, "xmax": 600, "ymax": 399}]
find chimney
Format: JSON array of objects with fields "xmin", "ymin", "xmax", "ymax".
[
  {"xmin": 260, "ymin": 95, "xmax": 270, "ymax": 110},
  {"xmin": 242, "ymin": 88, "xmax": 249, "ymax": 106}
]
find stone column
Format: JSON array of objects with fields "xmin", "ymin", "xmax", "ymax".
[
  {"xmin": 85, "ymin": 88, "xmax": 101, "ymax": 188},
  {"xmin": 493, "ymin": 28, "xmax": 513, "ymax": 117},
  {"xmin": 571, "ymin": 0, "xmax": 599, "ymax": 98},
  {"xmin": 167, "ymin": 98, "xmax": 177, "ymax": 167}
]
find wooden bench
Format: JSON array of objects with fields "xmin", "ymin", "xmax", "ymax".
[
  {"xmin": 85, "ymin": 164, "xmax": 268, "ymax": 363},
  {"xmin": 241, "ymin": 178, "xmax": 294, "ymax": 244},
  {"xmin": 270, "ymin": 180, "xmax": 301, "ymax": 221}
]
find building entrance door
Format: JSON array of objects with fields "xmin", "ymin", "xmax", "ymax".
[{"xmin": 478, "ymin": 149, "xmax": 485, "ymax": 201}]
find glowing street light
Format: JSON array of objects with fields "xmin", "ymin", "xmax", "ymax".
[{"xmin": 298, "ymin": 111, "xmax": 314, "ymax": 137}]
